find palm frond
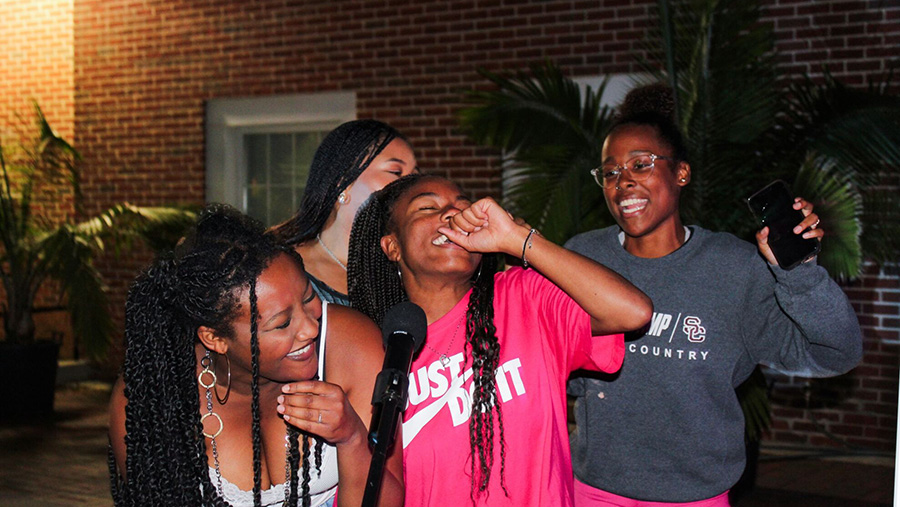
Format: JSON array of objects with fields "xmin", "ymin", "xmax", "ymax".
[
  {"xmin": 32, "ymin": 102, "xmax": 84, "ymax": 216},
  {"xmin": 791, "ymin": 154, "xmax": 863, "ymax": 280},
  {"xmin": 503, "ymin": 146, "xmax": 613, "ymax": 243},
  {"xmin": 36, "ymin": 227, "xmax": 112, "ymax": 359},
  {"xmin": 26, "ymin": 204, "xmax": 194, "ymax": 357},
  {"xmin": 761, "ymin": 71, "xmax": 900, "ymax": 264},
  {"xmin": 67, "ymin": 203, "xmax": 197, "ymax": 253},
  {"xmin": 458, "ymin": 63, "xmax": 617, "ymax": 241},
  {"xmin": 770, "ymin": 72, "xmax": 900, "ymax": 187},
  {"xmin": 459, "ymin": 63, "xmax": 612, "ymax": 157}
]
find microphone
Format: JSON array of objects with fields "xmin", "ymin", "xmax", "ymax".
[
  {"xmin": 362, "ymin": 301, "xmax": 426, "ymax": 507},
  {"xmin": 368, "ymin": 301, "xmax": 427, "ymax": 447}
]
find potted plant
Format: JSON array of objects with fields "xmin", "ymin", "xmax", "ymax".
[{"xmin": 0, "ymin": 104, "xmax": 195, "ymax": 417}]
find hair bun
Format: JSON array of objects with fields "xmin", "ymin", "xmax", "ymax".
[{"xmin": 618, "ymin": 83, "xmax": 676, "ymax": 122}]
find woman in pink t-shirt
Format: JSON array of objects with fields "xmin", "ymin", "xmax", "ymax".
[{"xmin": 347, "ymin": 174, "xmax": 652, "ymax": 506}]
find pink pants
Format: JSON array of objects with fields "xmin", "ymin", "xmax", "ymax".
[{"xmin": 574, "ymin": 480, "xmax": 731, "ymax": 507}]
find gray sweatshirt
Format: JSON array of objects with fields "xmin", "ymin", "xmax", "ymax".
[{"xmin": 565, "ymin": 225, "xmax": 863, "ymax": 502}]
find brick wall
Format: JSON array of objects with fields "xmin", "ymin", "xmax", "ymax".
[
  {"xmin": 763, "ymin": 0, "xmax": 898, "ymax": 86},
  {"xmin": 0, "ymin": 0, "xmax": 74, "ymax": 139},
  {"xmin": 0, "ymin": 0, "xmax": 76, "ymax": 220},
  {"xmin": 2, "ymin": 0, "xmax": 897, "ymax": 450},
  {"xmin": 69, "ymin": 0, "xmax": 899, "ymax": 212}
]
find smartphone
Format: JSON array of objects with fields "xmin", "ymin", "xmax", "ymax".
[{"xmin": 746, "ymin": 180, "xmax": 820, "ymax": 270}]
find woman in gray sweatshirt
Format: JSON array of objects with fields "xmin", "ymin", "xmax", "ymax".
[{"xmin": 565, "ymin": 84, "xmax": 863, "ymax": 506}]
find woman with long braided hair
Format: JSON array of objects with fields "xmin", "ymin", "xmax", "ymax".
[
  {"xmin": 347, "ymin": 174, "xmax": 652, "ymax": 506},
  {"xmin": 273, "ymin": 119, "xmax": 417, "ymax": 305},
  {"xmin": 109, "ymin": 205, "xmax": 403, "ymax": 507}
]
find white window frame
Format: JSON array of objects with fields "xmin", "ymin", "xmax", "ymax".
[{"xmin": 205, "ymin": 92, "xmax": 356, "ymax": 212}]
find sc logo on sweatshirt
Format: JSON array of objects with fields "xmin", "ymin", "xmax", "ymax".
[
  {"xmin": 683, "ymin": 316, "xmax": 706, "ymax": 343},
  {"xmin": 646, "ymin": 312, "xmax": 706, "ymax": 343}
]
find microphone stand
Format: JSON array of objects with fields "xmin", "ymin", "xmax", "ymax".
[
  {"xmin": 360, "ymin": 369, "xmax": 406, "ymax": 507},
  {"xmin": 361, "ymin": 301, "xmax": 425, "ymax": 507}
]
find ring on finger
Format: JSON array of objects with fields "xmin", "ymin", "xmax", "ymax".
[
  {"xmin": 811, "ymin": 218, "xmax": 820, "ymax": 229},
  {"xmin": 317, "ymin": 411, "xmax": 323, "ymax": 424}
]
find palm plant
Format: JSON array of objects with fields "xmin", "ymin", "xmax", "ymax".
[{"xmin": 0, "ymin": 104, "xmax": 196, "ymax": 360}]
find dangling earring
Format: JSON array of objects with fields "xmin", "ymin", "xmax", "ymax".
[
  {"xmin": 199, "ymin": 351, "xmax": 223, "ymax": 439},
  {"xmin": 472, "ymin": 261, "xmax": 484, "ymax": 284},
  {"xmin": 396, "ymin": 264, "xmax": 403, "ymax": 283},
  {"xmin": 213, "ymin": 352, "xmax": 231, "ymax": 405},
  {"xmin": 199, "ymin": 350, "xmax": 225, "ymax": 496},
  {"xmin": 338, "ymin": 191, "xmax": 348, "ymax": 205}
]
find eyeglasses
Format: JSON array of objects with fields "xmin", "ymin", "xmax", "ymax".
[{"xmin": 590, "ymin": 153, "xmax": 674, "ymax": 188}]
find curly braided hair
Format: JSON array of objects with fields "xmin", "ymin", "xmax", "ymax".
[
  {"xmin": 347, "ymin": 174, "xmax": 507, "ymax": 499},
  {"xmin": 272, "ymin": 119, "xmax": 405, "ymax": 246},
  {"xmin": 110, "ymin": 204, "xmax": 324, "ymax": 507}
]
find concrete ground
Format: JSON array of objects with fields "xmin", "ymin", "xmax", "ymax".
[
  {"xmin": 0, "ymin": 382, "xmax": 894, "ymax": 506},
  {"xmin": 0, "ymin": 382, "xmax": 113, "ymax": 506}
]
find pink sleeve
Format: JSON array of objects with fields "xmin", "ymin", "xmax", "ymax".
[{"xmin": 511, "ymin": 267, "xmax": 625, "ymax": 374}]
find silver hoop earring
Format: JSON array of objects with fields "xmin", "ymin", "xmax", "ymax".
[
  {"xmin": 472, "ymin": 261, "xmax": 484, "ymax": 284},
  {"xmin": 338, "ymin": 192, "xmax": 348, "ymax": 204},
  {"xmin": 213, "ymin": 352, "xmax": 231, "ymax": 405}
]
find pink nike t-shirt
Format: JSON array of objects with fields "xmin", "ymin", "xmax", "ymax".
[{"xmin": 401, "ymin": 267, "xmax": 624, "ymax": 506}]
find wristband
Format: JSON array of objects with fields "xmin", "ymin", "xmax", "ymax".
[{"xmin": 522, "ymin": 228, "xmax": 537, "ymax": 268}]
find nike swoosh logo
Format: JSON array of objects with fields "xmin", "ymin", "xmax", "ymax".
[{"xmin": 402, "ymin": 366, "xmax": 474, "ymax": 447}]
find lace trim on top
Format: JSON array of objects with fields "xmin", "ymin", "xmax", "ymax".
[{"xmin": 207, "ymin": 466, "xmax": 336, "ymax": 507}]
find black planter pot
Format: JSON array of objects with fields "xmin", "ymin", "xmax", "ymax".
[{"xmin": 0, "ymin": 340, "xmax": 60, "ymax": 419}]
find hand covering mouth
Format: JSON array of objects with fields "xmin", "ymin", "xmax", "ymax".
[{"xmin": 432, "ymin": 234, "xmax": 451, "ymax": 246}]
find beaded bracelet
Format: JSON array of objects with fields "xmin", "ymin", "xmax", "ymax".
[{"xmin": 522, "ymin": 228, "xmax": 537, "ymax": 268}]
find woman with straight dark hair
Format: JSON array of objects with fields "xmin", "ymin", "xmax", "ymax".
[{"xmin": 273, "ymin": 119, "xmax": 417, "ymax": 305}]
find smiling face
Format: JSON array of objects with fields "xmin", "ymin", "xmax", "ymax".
[
  {"xmin": 601, "ymin": 123, "xmax": 690, "ymax": 241},
  {"xmin": 381, "ymin": 177, "xmax": 482, "ymax": 283},
  {"xmin": 226, "ymin": 253, "xmax": 323, "ymax": 383},
  {"xmin": 344, "ymin": 138, "xmax": 418, "ymax": 215}
]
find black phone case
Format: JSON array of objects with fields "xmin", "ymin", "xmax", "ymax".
[{"xmin": 746, "ymin": 180, "xmax": 820, "ymax": 270}]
